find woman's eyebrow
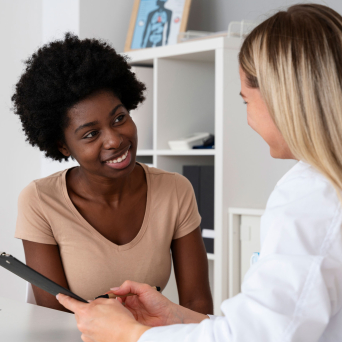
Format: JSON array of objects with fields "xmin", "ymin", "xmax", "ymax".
[
  {"xmin": 75, "ymin": 120, "xmax": 99, "ymax": 134},
  {"xmin": 74, "ymin": 104, "xmax": 126, "ymax": 134},
  {"xmin": 239, "ymin": 92, "xmax": 246, "ymax": 98},
  {"xmin": 109, "ymin": 104, "xmax": 126, "ymax": 117}
]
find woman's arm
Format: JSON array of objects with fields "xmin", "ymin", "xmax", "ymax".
[
  {"xmin": 171, "ymin": 226, "xmax": 213, "ymax": 314},
  {"xmin": 23, "ymin": 240, "xmax": 71, "ymax": 312}
]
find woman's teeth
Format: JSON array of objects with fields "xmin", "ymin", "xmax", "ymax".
[{"xmin": 106, "ymin": 150, "xmax": 129, "ymax": 164}]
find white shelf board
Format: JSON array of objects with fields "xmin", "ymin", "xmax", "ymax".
[
  {"xmin": 136, "ymin": 150, "xmax": 154, "ymax": 156},
  {"xmin": 123, "ymin": 37, "xmax": 242, "ymax": 64},
  {"xmin": 228, "ymin": 207, "xmax": 265, "ymax": 216},
  {"xmin": 207, "ymin": 253, "xmax": 215, "ymax": 261},
  {"xmin": 156, "ymin": 149, "xmax": 215, "ymax": 156},
  {"xmin": 137, "ymin": 149, "xmax": 215, "ymax": 156}
]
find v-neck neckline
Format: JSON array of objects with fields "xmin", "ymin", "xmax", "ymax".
[{"xmin": 61, "ymin": 162, "xmax": 151, "ymax": 252}]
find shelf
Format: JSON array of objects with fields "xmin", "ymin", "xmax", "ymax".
[
  {"xmin": 136, "ymin": 149, "xmax": 216, "ymax": 156},
  {"xmin": 136, "ymin": 150, "xmax": 154, "ymax": 156},
  {"xmin": 129, "ymin": 39, "xmax": 245, "ymax": 315},
  {"xmin": 157, "ymin": 150, "xmax": 215, "ymax": 156},
  {"xmin": 123, "ymin": 36, "xmax": 242, "ymax": 65},
  {"xmin": 207, "ymin": 253, "xmax": 215, "ymax": 261}
]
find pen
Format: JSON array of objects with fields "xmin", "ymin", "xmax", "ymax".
[{"xmin": 95, "ymin": 286, "xmax": 161, "ymax": 299}]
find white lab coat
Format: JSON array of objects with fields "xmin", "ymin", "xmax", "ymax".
[{"xmin": 139, "ymin": 161, "xmax": 342, "ymax": 342}]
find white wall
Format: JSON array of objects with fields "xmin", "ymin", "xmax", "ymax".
[
  {"xmin": 0, "ymin": 0, "xmax": 42, "ymax": 301},
  {"xmin": 76, "ymin": 0, "xmax": 342, "ymax": 42},
  {"xmin": 188, "ymin": 0, "xmax": 342, "ymax": 31},
  {"xmin": 79, "ymin": 0, "xmax": 133, "ymax": 51},
  {"xmin": 78, "ymin": 0, "xmax": 342, "ymax": 51},
  {"xmin": 42, "ymin": 0, "xmax": 79, "ymax": 43}
]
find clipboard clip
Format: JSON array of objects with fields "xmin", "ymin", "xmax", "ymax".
[{"xmin": 0, "ymin": 252, "xmax": 12, "ymax": 264}]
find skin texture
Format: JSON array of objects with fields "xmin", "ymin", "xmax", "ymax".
[
  {"xmin": 23, "ymin": 90, "xmax": 212, "ymax": 314},
  {"xmin": 57, "ymin": 67, "xmax": 298, "ymax": 342},
  {"xmin": 239, "ymin": 68, "xmax": 295, "ymax": 160}
]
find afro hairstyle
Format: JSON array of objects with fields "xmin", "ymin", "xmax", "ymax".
[{"xmin": 12, "ymin": 33, "xmax": 146, "ymax": 161}]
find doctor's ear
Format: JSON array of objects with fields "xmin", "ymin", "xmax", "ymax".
[{"xmin": 57, "ymin": 141, "xmax": 71, "ymax": 158}]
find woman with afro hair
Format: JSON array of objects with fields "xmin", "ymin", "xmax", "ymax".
[{"xmin": 12, "ymin": 33, "xmax": 213, "ymax": 313}]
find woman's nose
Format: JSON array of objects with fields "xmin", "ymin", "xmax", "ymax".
[{"xmin": 103, "ymin": 129, "xmax": 123, "ymax": 150}]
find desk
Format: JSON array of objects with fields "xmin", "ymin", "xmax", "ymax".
[{"xmin": 0, "ymin": 296, "xmax": 81, "ymax": 341}]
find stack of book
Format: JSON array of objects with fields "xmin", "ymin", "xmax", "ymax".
[{"xmin": 183, "ymin": 165, "xmax": 214, "ymax": 254}]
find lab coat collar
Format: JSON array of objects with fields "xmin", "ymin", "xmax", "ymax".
[{"xmin": 276, "ymin": 160, "xmax": 311, "ymax": 186}]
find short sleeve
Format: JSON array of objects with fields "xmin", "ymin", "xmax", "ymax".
[
  {"xmin": 173, "ymin": 173, "xmax": 201, "ymax": 239},
  {"xmin": 15, "ymin": 181, "xmax": 57, "ymax": 245}
]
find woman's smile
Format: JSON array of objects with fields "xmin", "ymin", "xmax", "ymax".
[{"xmin": 104, "ymin": 148, "xmax": 132, "ymax": 170}]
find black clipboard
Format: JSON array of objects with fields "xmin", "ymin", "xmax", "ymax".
[{"xmin": 0, "ymin": 252, "xmax": 88, "ymax": 303}]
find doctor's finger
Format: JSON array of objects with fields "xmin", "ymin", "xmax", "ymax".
[
  {"xmin": 57, "ymin": 293, "xmax": 87, "ymax": 313},
  {"xmin": 111, "ymin": 280, "xmax": 152, "ymax": 296}
]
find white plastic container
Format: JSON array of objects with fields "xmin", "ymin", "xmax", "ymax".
[{"xmin": 168, "ymin": 132, "xmax": 211, "ymax": 150}]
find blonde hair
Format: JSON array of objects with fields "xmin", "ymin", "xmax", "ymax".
[{"xmin": 239, "ymin": 4, "xmax": 342, "ymax": 196}]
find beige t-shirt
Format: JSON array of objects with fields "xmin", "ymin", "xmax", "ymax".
[{"xmin": 15, "ymin": 163, "xmax": 201, "ymax": 300}]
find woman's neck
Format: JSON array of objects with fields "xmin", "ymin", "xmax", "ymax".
[{"xmin": 67, "ymin": 164, "xmax": 143, "ymax": 205}]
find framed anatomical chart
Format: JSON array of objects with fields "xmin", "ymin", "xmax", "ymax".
[{"xmin": 125, "ymin": 0, "xmax": 192, "ymax": 51}]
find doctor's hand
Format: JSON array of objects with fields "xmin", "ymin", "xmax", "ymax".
[
  {"xmin": 109, "ymin": 280, "xmax": 209, "ymax": 327},
  {"xmin": 107, "ymin": 281, "xmax": 179, "ymax": 327},
  {"xmin": 57, "ymin": 293, "xmax": 150, "ymax": 342}
]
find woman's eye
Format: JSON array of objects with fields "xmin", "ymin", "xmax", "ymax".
[
  {"xmin": 243, "ymin": 101, "xmax": 247, "ymax": 105},
  {"xmin": 84, "ymin": 131, "xmax": 98, "ymax": 139},
  {"xmin": 115, "ymin": 114, "xmax": 126, "ymax": 123}
]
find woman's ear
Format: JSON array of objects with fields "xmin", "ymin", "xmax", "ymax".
[{"xmin": 57, "ymin": 141, "xmax": 71, "ymax": 157}]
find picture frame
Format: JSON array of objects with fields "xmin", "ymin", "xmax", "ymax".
[{"xmin": 125, "ymin": 0, "xmax": 192, "ymax": 52}]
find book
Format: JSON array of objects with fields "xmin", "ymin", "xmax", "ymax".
[{"xmin": 183, "ymin": 165, "xmax": 214, "ymax": 253}]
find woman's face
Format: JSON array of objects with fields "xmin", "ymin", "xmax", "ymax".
[
  {"xmin": 239, "ymin": 67, "xmax": 294, "ymax": 159},
  {"xmin": 59, "ymin": 90, "xmax": 138, "ymax": 179}
]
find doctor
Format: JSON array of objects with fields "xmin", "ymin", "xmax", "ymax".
[{"xmin": 58, "ymin": 3, "xmax": 342, "ymax": 341}]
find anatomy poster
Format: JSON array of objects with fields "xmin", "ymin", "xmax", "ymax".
[{"xmin": 130, "ymin": 0, "xmax": 188, "ymax": 49}]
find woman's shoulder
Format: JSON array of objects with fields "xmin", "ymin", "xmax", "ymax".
[
  {"xmin": 140, "ymin": 163, "xmax": 192, "ymax": 188},
  {"xmin": 140, "ymin": 163, "xmax": 174, "ymax": 176},
  {"xmin": 19, "ymin": 169, "xmax": 68, "ymax": 200}
]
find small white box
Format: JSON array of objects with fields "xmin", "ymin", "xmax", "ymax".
[
  {"xmin": 202, "ymin": 229, "xmax": 216, "ymax": 239},
  {"xmin": 168, "ymin": 133, "xmax": 211, "ymax": 150}
]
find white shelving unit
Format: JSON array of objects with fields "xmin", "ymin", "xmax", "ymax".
[
  {"xmin": 124, "ymin": 37, "xmax": 297, "ymax": 314},
  {"xmin": 228, "ymin": 208, "xmax": 264, "ymax": 298}
]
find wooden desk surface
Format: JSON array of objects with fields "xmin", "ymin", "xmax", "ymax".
[{"xmin": 0, "ymin": 296, "xmax": 81, "ymax": 341}]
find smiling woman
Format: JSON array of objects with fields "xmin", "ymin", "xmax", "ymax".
[{"xmin": 11, "ymin": 33, "xmax": 213, "ymax": 314}]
